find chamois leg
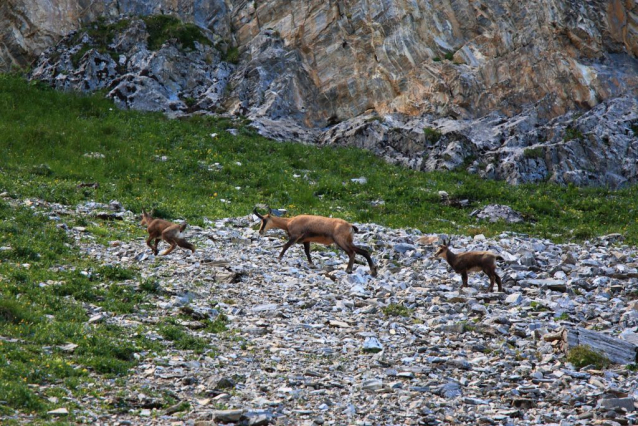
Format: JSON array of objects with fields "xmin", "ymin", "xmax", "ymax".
[
  {"xmin": 345, "ymin": 249, "xmax": 356, "ymax": 274},
  {"xmin": 495, "ymin": 272, "xmax": 503, "ymax": 292},
  {"xmin": 461, "ymin": 272, "xmax": 469, "ymax": 288},
  {"xmin": 303, "ymin": 242, "xmax": 313, "ymax": 265},
  {"xmin": 485, "ymin": 270, "xmax": 496, "ymax": 292},
  {"xmin": 161, "ymin": 241, "xmax": 177, "ymax": 255},
  {"xmin": 176, "ymin": 238, "xmax": 195, "ymax": 253},
  {"xmin": 354, "ymin": 246, "xmax": 377, "ymax": 277},
  {"xmin": 153, "ymin": 238, "xmax": 160, "ymax": 255},
  {"xmin": 146, "ymin": 236, "xmax": 156, "ymax": 254},
  {"xmin": 146, "ymin": 235, "xmax": 160, "ymax": 255},
  {"xmin": 278, "ymin": 237, "xmax": 297, "ymax": 260},
  {"xmin": 333, "ymin": 239, "xmax": 356, "ymax": 274}
]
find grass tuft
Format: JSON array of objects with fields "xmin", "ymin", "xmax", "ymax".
[
  {"xmin": 567, "ymin": 345, "xmax": 610, "ymax": 370},
  {"xmin": 382, "ymin": 303, "xmax": 412, "ymax": 317}
]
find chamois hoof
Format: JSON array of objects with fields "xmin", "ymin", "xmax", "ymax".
[{"xmin": 370, "ymin": 269, "xmax": 378, "ymax": 278}]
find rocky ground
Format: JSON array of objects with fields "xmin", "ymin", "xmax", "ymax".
[{"xmin": 6, "ymin": 198, "xmax": 638, "ymax": 425}]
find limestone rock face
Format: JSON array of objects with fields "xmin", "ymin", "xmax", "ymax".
[
  {"xmin": 230, "ymin": 0, "xmax": 638, "ymax": 123},
  {"xmin": 322, "ymin": 95, "xmax": 638, "ymax": 188},
  {"xmin": 5, "ymin": 0, "xmax": 638, "ymax": 122},
  {"xmin": 0, "ymin": 0, "xmax": 230, "ymax": 71},
  {"xmin": 29, "ymin": 18, "xmax": 233, "ymax": 114}
]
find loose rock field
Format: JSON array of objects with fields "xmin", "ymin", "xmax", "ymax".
[{"xmin": 11, "ymin": 199, "xmax": 638, "ymax": 425}]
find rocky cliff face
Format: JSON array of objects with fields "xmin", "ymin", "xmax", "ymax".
[{"xmin": 4, "ymin": 0, "xmax": 638, "ymax": 187}]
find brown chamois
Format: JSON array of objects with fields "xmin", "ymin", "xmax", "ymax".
[
  {"xmin": 253, "ymin": 207, "xmax": 377, "ymax": 277},
  {"xmin": 140, "ymin": 209, "xmax": 195, "ymax": 256},
  {"xmin": 434, "ymin": 238, "xmax": 503, "ymax": 292}
]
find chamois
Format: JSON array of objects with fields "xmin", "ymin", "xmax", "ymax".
[
  {"xmin": 434, "ymin": 238, "xmax": 503, "ymax": 292},
  {"xmin": 140, "ymin": 209, "xmax": 195, "ymax": 256},
  {"xmin": 253, "ymin": 207, "xmax": 377, "ymax": 277}
]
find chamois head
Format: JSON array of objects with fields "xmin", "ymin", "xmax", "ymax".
[
  {"xmin": 140, "ymin": 209, "xmax": 153, "ymax": 227},
  {"xmin": 434, "ymin": 236, "xmax": 451, "ymax": 259},
  {"xmin": 253, "ymin": 207, "xmax": 275, "ymax": 236}
]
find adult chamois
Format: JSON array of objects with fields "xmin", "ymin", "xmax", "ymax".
[
  {"xmin": 253, "ymin": 207, "xmax": 377, "ymax": 277},
  {"xmin": 434, "ymin": 237, "xmax": 503, "ymax": 292},
  {"xmin": 140, "ymin": 209, "xmax": 195, "ymax": 256}
]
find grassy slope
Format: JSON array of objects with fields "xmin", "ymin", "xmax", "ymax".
[
  {"xmin": 0, "ymin": 73, "xmax": 637, "ymax": 422},
  {"xmin": 1, "ymin": 74, "xmax": 637, "ymax": 242}
]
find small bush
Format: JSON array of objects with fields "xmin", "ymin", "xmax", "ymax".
[
  {"xmin": 523, "ymin": 147, "xmax": 544, "ymax": 160},
  {"xmin": 564, "ymin": 126, "xmax": 583, "ymax": 142},
  {"xmin": 31, "ymin": 163, "xmax": 53, "ymax": 176},
  {"xmin": 382, "ymin": 303, "xmax": 412, "ymax": 317},
  {"xmin": 223, "ymin": 46, "xmax": 240, "ymax": 64},
  {"xmin": 432, "ymin": 57, "xmax": 441, "ymax": 62},
  {"xmin": 139, "ymin": 278, "xmax": 161, "ymax": 293},
  {"xmin": 444, "ymin": 52, "xmax": 454, "ymax": 61},
  {"xmin": 424, "ymin": 127, "xmax": 442, "ymax": 145},
  {"xmin": 567, "ymin": 345, "xmax": 610, "ymax": 370},
  {"xmin": 71, "ymin": 45, "xmax": 92, "ymax": 67},
  {"xmin": 142, "ymin": 15, "xmax": 211, "ymax": 51}
]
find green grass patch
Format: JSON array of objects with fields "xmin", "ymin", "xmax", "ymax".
[
  {"xmin": 567, "ymin": 345, "xmax": 610, "ymax": 370},
  {"xmin": 382, "ymin": 303, "xmax": 412, "ymax": 317},
  {"xmin": 0, "ymin": 201, "xmax": 162, "ymax": 420},
  {"xmin": 444, "ymin": 52, "xmax": 455, "ymax": 61},
  {"xmin": 2, "ymin": 73, "xmax": 638, "ymax": 246},
  {"xmin": 204, "ymin": 313, "xmax": 229, "ymax": 333},
  {"xmin": 157, "ymin": 322, "xmax": 209, "ymax": 353}
]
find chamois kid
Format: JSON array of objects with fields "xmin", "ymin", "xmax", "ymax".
[
  {"xmin": 434, "ymin": 238, "xmax": 503, "ymax": 292},
  {"xmin": 254, "ymin": 207, "xmax": 377, "ymax": 277},
  {"xmin": 140, "ymin": 209, "xmax": 195, "ymax": 256}
]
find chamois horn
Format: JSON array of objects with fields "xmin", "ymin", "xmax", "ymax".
[{"xmin": 253, "ymin": 207, "xmax": 264, "ymax": 219}]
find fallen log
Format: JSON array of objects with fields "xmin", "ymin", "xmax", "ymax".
[{"xmin": 561, "ymin": 327, "xmax": 638, "ymax": 365}]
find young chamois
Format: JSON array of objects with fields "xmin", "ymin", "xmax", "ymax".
[
  {"xmin": 140, "ymin": 209, "xmax": 195, "ymax": 256},
  {"xmin": 434, "ymin": 237, "xmax": 504, "ymax": 292},
  {"xmin": 253, "ymin": 207, "xmax": 377, "ymax": 277}
]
